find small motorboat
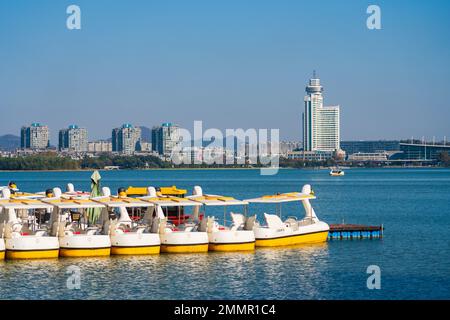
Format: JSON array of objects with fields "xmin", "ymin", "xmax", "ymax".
[
  {"xmin": 329, "ymin": 168, "xmax": 345, "ymax": 176},
  {"xmin": 245, "ymin": 184, "xmax": 329, "ymax": 247}
]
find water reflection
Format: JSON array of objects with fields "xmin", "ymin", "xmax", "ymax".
[
  {"xmin": 1, "ymin": 169, "xmax": 450, "ymax": 299},
  {"xmin": 0, "ymin": 245, "xmax": 328, "ymax": 300}
]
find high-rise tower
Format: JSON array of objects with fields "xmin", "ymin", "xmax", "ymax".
[
  {"xmin": 302, "ymin": 73, "xmax": 340, "ymax": 152},
  {"xmin": 20, "ymin": 123, "xmax": 50, "ymax": 150},
  {"xmin": 58, "ymin": 125, "xmax": 88, "ymax": 152},
  {"xmin": 112, "ymin": 124, "xmax": 142, "ymax": 154}
]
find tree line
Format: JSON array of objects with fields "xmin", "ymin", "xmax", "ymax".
[
  {"xmin": 0, "ymin": 153, "xmax": 168, "ymax": 170},
  {"xmin": 0, "ymin": 152, "xmax": 449, "ymax": 171}
]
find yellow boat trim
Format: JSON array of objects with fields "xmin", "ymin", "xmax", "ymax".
[
  {"xmin": 6, "ymin": 249, "xmax": 59, "ymax": 260},
  {"xmin": 59, "ymin": 247, "xmax": 111, "ymax": 257},
  {"xmin": 111, "ymin": 246, "xmax": 160, "ymax": 255},
  {"xmin": 0, "ymin": 251, "xmax": 5, "ymax": 260},
  {"xmin": 255, "ymin": 231, "xmax": 329, "ymax": 247},
  {"xmin": 161, "ymin": 243, "xmax": 209, "ymax": 253},
  {"xmin": 209, "ymin": 242, "xmax": 255, "ymax": 252}
]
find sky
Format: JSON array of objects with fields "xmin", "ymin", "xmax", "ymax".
[{"xmin": 1, "ymin": 0, "xmax": 449, "ymax": 144}]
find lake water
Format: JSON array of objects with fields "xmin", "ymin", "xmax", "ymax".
[{"xmin": 0, "ymin": 168, "xmax": 449, "ymax": 299}]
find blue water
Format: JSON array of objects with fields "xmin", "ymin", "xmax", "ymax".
[{"xmin": 0, "ymin": 168, "xmax": 449, "ymax": 300}]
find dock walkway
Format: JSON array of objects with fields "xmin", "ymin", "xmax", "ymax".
[{"xmin": 328, "ymin": 224, "xmax": 383, "ymax": 240}]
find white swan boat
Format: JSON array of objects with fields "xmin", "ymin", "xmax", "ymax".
[
  {"xmin": 0, "ymin": 188, "xmax": 59, "ymax": 259},
  {"xmin": 245, "ymin": 184, "xmax": 329, "ymax": 247},
  {"xmin": 43, "ymin": 188, "xmax": 111, "ymax": 257},
  {"xmin": 92, "ymin": 187, "xmax": 160, "ymax": 255},
  {"xmin": 141, "ymin": 187, "xmax": 209, "ymax": 253},
  {"xmin": 188, "ymin": 186, "xmax": 255, "ymax": 252}
]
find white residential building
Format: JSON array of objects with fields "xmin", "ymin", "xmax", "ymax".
[
  {"xmin": 58, "ymin": 125, "xmax": 88, "ymax": 152},
  {"xmin": 112, "ymin": 124, "xmax": 142, "ymax": 154},
  {"xmin": 20, "ymin": 123, "xmax": 49, "ymax": 150}
]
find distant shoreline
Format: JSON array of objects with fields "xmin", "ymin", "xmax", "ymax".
[{"xmin": 0, "ymin": 166, "xmax": 447, "ymax": 173}]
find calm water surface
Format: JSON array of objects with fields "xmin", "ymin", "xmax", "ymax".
[{"xmin": 0, "ymin": 168, "xmax": 449, "ymax": 299}]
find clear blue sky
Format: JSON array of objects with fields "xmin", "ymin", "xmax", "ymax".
[{"xmin": 1, "ymin": 0, "xmax": 449, "ymax": 143}]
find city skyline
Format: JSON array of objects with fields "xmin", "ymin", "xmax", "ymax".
[{"xmin": 1, "ymin": 1, "xmax": 450, "ymax": 143}]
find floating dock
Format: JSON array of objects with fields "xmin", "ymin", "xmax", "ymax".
[{"xmin": 328, "ymin": 224, "xmax": 383, "ymax": 240}]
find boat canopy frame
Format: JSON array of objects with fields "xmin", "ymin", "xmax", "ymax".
[{"xmin": 187, "ymin": 194, "xmax": 249, "ymax": 227}]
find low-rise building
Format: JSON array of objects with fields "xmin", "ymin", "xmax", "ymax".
[
  {"xmin": 287, "ymin": 150, "xmax": 335, "ymax": 161},
  {"xmin": 399, "ymin": 143, "xmax": 450, "ymax": 160},
  {"xmin": 341, "ymin": 140, "xmax": 400, "ymax": 155},
  {"xmin": 88, "ymin": 140, "xmax": 112, "ymax": 153}
]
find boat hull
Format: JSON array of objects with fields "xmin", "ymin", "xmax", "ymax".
[
  {"xmin": 110, "ymin": 233, "xmax": 160, "ymax": 255},
  {"xmin": 160, "ymin": 231, "xmax": 209, "ymax": 253},
  {"xmin": 0, "ymin": 240, "xmax": 5, "ymax": 260},
  {"xmin": 208, "ymin": 230, "xmax": 255, "ymax": 252},
  {"xmin": 255, "ymin": 230, "xmax": 329, "ymax": 247},
  {"xmin": 5, "ymin": 237, "xmax": 59, "ymax": 259},
  {"xmin": 254, "ymin": 222, "xmax": 329, "ymax": 247},
  {"xmin": 59, "ymin": 235, "xmax": 111, "ymax": 257}
]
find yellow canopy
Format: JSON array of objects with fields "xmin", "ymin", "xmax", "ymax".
[
  {"xmin": 245, "ymin": 192, "xmax": 315, "ymax": 204},
  {"xmin": 188, "ymin": 194, "xmax": 248, "ymax": 206},
  {"xmin": 0, "ymin": 198, "xmax": 53, "ymax": 210},
  {"xmin": 140, "ymin": 195, "xmax": 201, "ymax": 207},
  {"xmin": 92, "ymin": 196, "xmax": 152, "ymax": 208},
  {"xmin": 42, "ymin": 198, "xmax": 106, "ymax": 209}
]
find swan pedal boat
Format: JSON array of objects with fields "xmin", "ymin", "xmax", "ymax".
[
  {"xmin": 43, "ymin": 189, "xmax": 111, "ymax": 257},
  {"xmin": 188, "ymin": 186, "xmax": 255, "ymax": 252},
  {"xmin": 92, "ymin": 187, "xmax": 160, "ymax": 255},
  {"xmin": 141, "ymin": 188, "xmax": 209, "ymax": 253},
  {"xmin": 245, "ymin": 184, "xmax": 329, "ymax": 247},
  {"xmin": 0, "ymin": 189, "xmax": 59, "ymax": 259}
]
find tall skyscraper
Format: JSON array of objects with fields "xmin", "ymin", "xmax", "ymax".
[
  {"xmin": 58, "ymin": 125, "xmax": 88, "ymax": 152},
  {"xmin": 302, "ymin": 73, "xmax": 340, "ymax": 152},
  {"xmin": 112, "ymin": 124, "xmax": 142, "ymax": 154},
  {"xmin": 151, "ymin": 123, "xmax": 181, "ymax": 156},
  {"xmin": 20, "ymin": 123, "xmax": 50, "ymax": 150}
]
